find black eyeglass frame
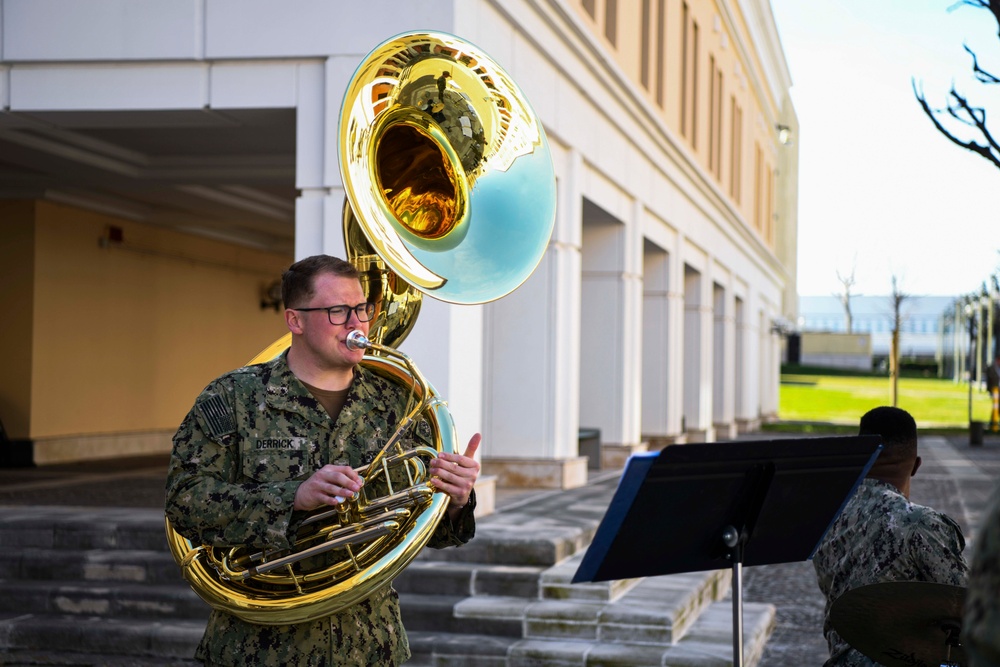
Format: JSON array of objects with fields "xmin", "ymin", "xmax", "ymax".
[{"xmin": 291, "ymin": 303, "xmax": 376, "ymax": 325}]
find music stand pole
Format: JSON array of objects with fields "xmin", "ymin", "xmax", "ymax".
[{"xmin": 723, "ymin": 525, "xmax": 744, "ymax": 667}]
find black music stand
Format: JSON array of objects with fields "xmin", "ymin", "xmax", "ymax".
[{"xmin": 572, "ymin": 436, "xmax": 882, "ymax": 667}]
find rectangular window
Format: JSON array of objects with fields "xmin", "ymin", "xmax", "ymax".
[
  {"xmin": 729, "ymin": 97, "xmax": 742, "ymax": 203},
  {"xmin": 605, "ymin": 0, "xmax": 618, "ymax": 45},
  {"xmin": 656, "ymin": 0, "xmax": 666, "ymax": 106},
  {"xmin": 753, "ymin": 142, "xmax": 763, "ymax": 231},
  {"xmin": 708, "ymin": 55, "xmax": 722, "ymax": 178},
  {"xmin": 767, "ymin": 166, "xmax": 775, "ymax": 243},
  {"xmin": 641, "ymin": 0, "xmax": 651, "ymax": 89},
  {"xmin": 708, "ymin": 55, "xmax": 716, "ymax": 172},
  {"xmin": 715, "ymin": 68, "xmax": 723, "ymax": 179},
  {"xmin": 691, "ymin": 20, "xmax": 698, "ymax": 149},
  {"xmin": 681, "ymin": 2, "xmax": 689, "ymax": 138}
]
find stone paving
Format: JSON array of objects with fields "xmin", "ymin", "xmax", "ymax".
[{"xmin": 1, "ymin": 431, "xmax": 998, "ymax": 666}]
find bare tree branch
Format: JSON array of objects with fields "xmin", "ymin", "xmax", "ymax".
[
  {"xmin": 836, "ymin": 264, "xmax": 856, "ymax": 334},
  {"xmin": 913, "ymin": 79, "xmax": 1000, "ymax": 170},
  {"xmin": 965, "ymin": 44, "xmax": 1000, "ymax": 84},
  {"xmin": 948, "ymin": 0, "xmax": 1000, "ymax": 40},
  {"xmin": 914, "ymin": 1, "xmax": 1000, "ymax": 171}
]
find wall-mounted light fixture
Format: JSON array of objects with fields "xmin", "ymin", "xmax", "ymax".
[
  {"xmin": 776, "ymin": 124, "xmax": 792, "ymax": 146},
  {"xmin": 769, "ymin": 316, "xmax": 795, "ymax": 337},
  {"xmin": 98, "ymin": 225, "xmax": 125, "ymax": 248},
  {"xmin": 260, "ymin": 280, "xmax": 283, "ymax": 311}
]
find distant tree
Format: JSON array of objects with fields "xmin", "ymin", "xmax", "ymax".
[
  {"xmin": 913, "ymin": 0, "xmax": 1000, "ymax": 171},
  {"xmin": 889, "ymin": 276, "xmax": 910, "ymax": 407},
  {"xmin": 836, "ymin": 265, "xmax": 857, "ymax": 334}
]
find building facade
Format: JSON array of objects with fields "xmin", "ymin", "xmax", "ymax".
[{"xmin": 0, "ymin": 0, "xmax": 799, "ymax": 496}]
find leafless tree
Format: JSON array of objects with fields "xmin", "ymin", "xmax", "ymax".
[
  {"xmin": 889, "ymin": 276, "xmax": 910, "ymax": 407},
  {"xmin": 914, "ymin": 0, "xmax": 1000, "ymax": 170},
  {"xmin": 836, "ymin": 265, "xmax": 857, "ymax": 334}
]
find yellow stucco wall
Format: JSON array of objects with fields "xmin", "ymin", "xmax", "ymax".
[{"xmin": 9, "ymin": 200, "xmax": 291, "ymax": 461}]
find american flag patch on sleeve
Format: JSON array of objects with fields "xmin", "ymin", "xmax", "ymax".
[{"xmin": 196, "ymin": 394, "xmax": 237, "ymax": 438}]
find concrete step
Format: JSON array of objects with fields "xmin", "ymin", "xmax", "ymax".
[
  {"xmin": 0, "ymin": 507, "xmax": 167, "ymax": 551},
  {"xmin": 395, "ymin": 560, "xmax": 545, "ymax": 598},
  {"xmin": 0, "ymin": 580, "xmax": 210, "ymax": 621},
  {"xmin": 407, "ymin": 631, "xmax": 519, "ymax": 667},
  {"xmin": 0, "ymin": 613, "xmax": 204, "ymax": 661},
  {"xmin": 0, "ymin": 602, "xmax": 773, "ymax": 667},
  {"xmin": 0, "ymin": 471, "xmax": 775, "ymax": 666},
  {"xmin": 539, "ymin": 551, "xmax": 642, "ymax": 602},
  {"xmin": 414, "ymin": 474, "xmax": 620, "ymax": 567},
  {"xmin": 0, "ymin": 503, "xmax": 599, "ymax": 568},
  {"xmin": 448, "ymin": 568, "xmax": 730, "ymax": 648},
  {"xmin": 405, "ymin": 601, "xmax": 775, "ymax": 666},
  {"xmin": 0, "ymin": 648, "xmax": 199, "ymax": 666},
  {"xmin": 0, "ymin": 547, "xmax": 181, "ymax": 584}
]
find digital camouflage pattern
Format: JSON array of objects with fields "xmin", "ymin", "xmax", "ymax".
[
  {"xmin": 165, "ymin": 351, "xmax": 476, "ymax": 666},
  {"xmin": 964, "ymin": 484, "xmax": 1000, "ymax": 666},
  {"xmin": 812, "ymin": 478, "xmax": 968, "ymax": 667}
]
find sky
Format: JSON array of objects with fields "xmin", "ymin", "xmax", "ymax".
[{"xmin": 769, "ymin": 0, "xmax": 1000, "ymax": 298}]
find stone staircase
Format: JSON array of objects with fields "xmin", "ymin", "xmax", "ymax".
[{"xmin": 0, "ymin": 477, "xmax": 776, "ymax": 666}]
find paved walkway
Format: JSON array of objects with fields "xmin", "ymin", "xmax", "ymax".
[{"xmin": 1, "ymin": 431, "xmax": 998, "ymax": 667}]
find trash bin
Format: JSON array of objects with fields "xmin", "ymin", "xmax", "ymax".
[
  {"xmin": 970, "ymin": 421, "xmax": 985, "ymax": 447},
  {"xmin": 579, "ymin": 428, "xmax": 601, "ymax": 470}
]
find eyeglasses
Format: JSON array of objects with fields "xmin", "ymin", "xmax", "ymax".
[{"xmin": 292, "ymin": 303, "xmax": 376, "ymax": 325}]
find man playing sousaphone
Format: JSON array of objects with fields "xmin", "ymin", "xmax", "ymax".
[{"xmin": 165, "ymin": 255, "xmax": 481, "ymax": 666}]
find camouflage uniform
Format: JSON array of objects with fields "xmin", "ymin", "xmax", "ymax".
[
  {"xmin": 165, "ymin": 351, "xmax": 476, "ymax": 666},
  {"xmin": 965, "ymin": 484, "xmax": 1000, "ymax": 667},
  {"xmin": 812, "ymin": 478, "xmax": 967, "ymax": 667}
]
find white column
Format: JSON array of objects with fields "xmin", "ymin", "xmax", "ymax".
[
  {"xmin": 641, "ymin": 243, "xmax": 671, "ymax": 442},
  {"xmin": 734, "ymin": 295, "xmax": 752, "ymax": 430},
  {"xmin": 712, "ymin": 278, "xmax": 737, "ymax": 439},
  {"xmin": 294, "ymin": 58, "xmax": 354, "ymax": 260},
  {"xmin": 398, "ymin": 300, "xmax": 483, "ymax": 454},
  {"xmin": 579, "ymin": 198, "xmax": 642, "ymax": 452},
  {"xmin": 621, "ymin": 200, "xmax": 645, "ymax": 445},
  {"xmin": 698, "ymin": 264, "xmax": 715, "ymax": 441},
  {"xmin": 480, "ymin": 147, "xmax": 584, "ymax": 489},
  {"xmin": 763, "ymin": 304, "xmax": 781, "ymax": 419},
  {"xmin": 667, "ymin": 235, "xmax": 686, "ymax": 437},
  {"xmin": 682, "ymin": 265, "xmax": 704, "ymax": 440}
]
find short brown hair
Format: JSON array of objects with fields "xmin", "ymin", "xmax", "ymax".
[{"xmin": 281, "ymin": 255, "xmax": 359, "ymax": 308}]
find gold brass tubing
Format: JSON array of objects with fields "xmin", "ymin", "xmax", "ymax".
[{"xmin": 248, "ymin": 522, "xmax": 399, "ymax": 577}]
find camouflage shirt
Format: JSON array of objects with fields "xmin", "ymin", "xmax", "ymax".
[
  {"xmin": 812, "ymin": 478, "xmax": 968, "ymax": 667},
  {"xmin": 964, "ymin": 484, "xmax": 1000, "ymax": 666},
  {"xmin": 165, "ymin": 351, "xmax": 476, "ymax": 666}
]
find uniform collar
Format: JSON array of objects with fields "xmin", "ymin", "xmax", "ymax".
[{"xmin": 263, "ymin": 351, "xmax": 384, "ymax": 420}]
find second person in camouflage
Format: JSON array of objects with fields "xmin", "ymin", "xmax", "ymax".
[{"xmin": 812, "ymin": 406, "xmax": 968, "ymax": 667}]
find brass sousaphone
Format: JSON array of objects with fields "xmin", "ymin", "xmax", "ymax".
[{"xmin": 165, "ymin": 31, "xmax": 556, "ymax": 625}]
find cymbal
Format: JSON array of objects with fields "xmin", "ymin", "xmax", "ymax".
[{"xmin": 831, "ymin": 581, "xmax": 967, "ymax": 667}]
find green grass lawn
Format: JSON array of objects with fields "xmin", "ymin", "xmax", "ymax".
[{"xmin": 779, "ymin": 370, "xmax": 996, "ymax": 429}]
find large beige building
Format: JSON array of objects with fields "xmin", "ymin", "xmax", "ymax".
[{"xmin": 0, "ymin": 0, "xmax": 798, "ymax": 496}]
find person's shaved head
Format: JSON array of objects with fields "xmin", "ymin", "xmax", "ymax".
[{"xmin": 859, "ymin": 406, "xmax": 921, "ymax": 496}]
